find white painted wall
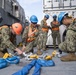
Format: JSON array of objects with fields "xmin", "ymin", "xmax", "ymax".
[
  {"xmin": 59, "ymin": 25, "xmax": 67, "ymax": 42},
  {"xmin": 53, "ymin": 2, "xmax": 59, "ymax": 7},
  {"xmin": 44, "ymin": 0, "xmax": 51, "ymax": 8},
  {"xmin": 71, "ymin": 0, "xmax": 76, "ymax": 6},
  {"xmin": 73, "ymin": 11, "xmax": 76, "ymax": 18},
  {"xmin": 64, "ymin": 1, "xmax": 70, "ymax": 6}
]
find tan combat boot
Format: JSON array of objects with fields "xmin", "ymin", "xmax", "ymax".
[
  {"xmin": 0, "ymin": 51, "xmax": 4, "ymax": 58},
  {"xmin": 37, "ymin": 50, "xmax": 42, "ymax": 55},
  {"xmin": 60, "ymin": 53, "xmax": 76, "ymax": 61}
]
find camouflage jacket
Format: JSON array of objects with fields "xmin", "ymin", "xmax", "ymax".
[
  {"xmin": 65, "ymin": 20, "xmax": 76, "ymax": 51},
  {"xmin": 0, "ymin": 26, "xmax": 16, "ymax": 50},
  {"xmin": 68, "ymin": 19, "xmax": 76, "ymax": 32}
]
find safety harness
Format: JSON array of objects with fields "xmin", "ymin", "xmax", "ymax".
[
  {"xmin": 51, "ymin": 21, "xmax": 59, "ymax": 31},
  {"xmin": 42, "ymin": 20, "xmax": 48, "ymax": 32},
  {"xmin": 27, "ymin": 37, "xmax": 35, "ymax": 42},
  {"xmin": 42, "ymin": 28, "xmax": 48, "ymax": 32},
  {"xmin": 26, "ymin": 25, "xmax": 37, "ymax": 42}
]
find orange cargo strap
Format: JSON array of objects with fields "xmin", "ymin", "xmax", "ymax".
[
  {"xmin": 27, "ymin": 37, "xmax": 35, "ymax": 42},
  {"xmin": 52, "ymin": 27, "xmax": 59, "ymax": 31},
  {"xmin": 42, "ymin": 28, "xmax": 48, "ymax": 32}
]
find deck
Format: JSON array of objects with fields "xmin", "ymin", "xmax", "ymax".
[{"xmin": 0, "ymin": 48, "xmax": 76, "ymax": 75}]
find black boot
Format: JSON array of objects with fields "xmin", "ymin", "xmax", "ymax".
[
  {"xmin": 2, "ymin": 48, "xmax": 8, "ymax": 53},
  {"xmin": 59, "ymin": 49, "xmax": 62, "ymax": 54},
  {"xmin": 0, "ymin": 51, "xmax": 4, "ymax": 57},
  {"xmin": 30, "ymin": 49, "xmax": 33, "ymax": 53}
]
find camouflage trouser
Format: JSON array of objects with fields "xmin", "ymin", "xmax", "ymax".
[
  {"xmin": 59, "ymin": 30, "xmax": 76, "ymax": 53},
  {"xmin": 37, "ymin": 34, "xmax": 43, "ymax": 50},
  {"xmin": 59, "ymin": 41, "xmax": 76, "ymax": 53},
  {"xmin": 38, "ymin": 31, "xmax": 47, "ymax": 50},
  {"xmin": 0, "ymin": 41, "xmax": 16, "ymax": 52},
  {"xmin": 59, "ymin": 41, "xmax": 67, "ymax": 52},
  {"xmin": 52, "ymin": 31, "xmax": 61, "ymax": 49},
  {"xmin": 0, "ymin": 42, "xmax": 6, "ymax": 51},
  {"xmin": 0, "ymin": 42, "xmax": 8, "ymax": 54},
  {"xmin": 25, "ymin": 36, "xmax": 42, "ymax": 53}
]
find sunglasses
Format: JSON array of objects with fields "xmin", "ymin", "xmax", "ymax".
[{"xmin": 32, "ymin": 22, "xmax": 37, "ymax": 24}]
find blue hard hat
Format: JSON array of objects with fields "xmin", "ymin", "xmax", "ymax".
[
  {"xmin": 44, "ymin": 14, "xmax": 49, "ymax": 19},
  {"xmin": 53, "ymin": 15, "xmax": 57, "ymax": 18},
  {"xmin": 30, "ymin": 15, "xmax": 38, "ymax": 23},
  {"xmin": 58, "ymin": 12, "xmax": 68, "ymax": 24}
]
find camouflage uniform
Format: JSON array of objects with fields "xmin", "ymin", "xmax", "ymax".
[
  {"xmin": 0, "ymin": 26, "xmax": 16, "ymax": 57},
  {"xmin": 10, "ymin": 32, "xmax": 16, "ymax": 46},
  {"xmin": 51, "ymin": 21, "xmax": 61, "ymax": 49},
  {"xmin": 59, "ymin": 20, "xmax": 76, "ymax": 53},
  {"xmin": 40, "ymin": 19, "xmax": 49, "ymax": 51},
  {"xmin": 22, "ymin": 24, "xmax": 42, "ymax": 54}
]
